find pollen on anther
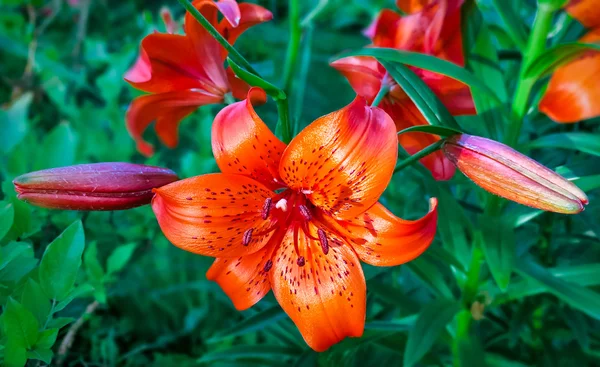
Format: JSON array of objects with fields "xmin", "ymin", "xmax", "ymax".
[
  {"xmin": 262, "ymin": 197, "xmax": 272, "ymax": 219},
  {"xmin": 297, "ymin": 256, "xmax": 306, "ymax": 267},
  {"xmin": 318, "ymin": 229, "xmax": 329, "ymax": 255},
  {"xmin": 298, "ymin": 205, "xmax": 312, "ymax": 220},
  {"xmin": 242, "ymin": 228, "xmax": 253, "ymax": 246}
]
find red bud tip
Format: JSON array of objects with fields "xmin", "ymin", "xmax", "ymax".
[
  {"xmin": 442, "ymin": 134, "xmax": 588, "ymax": 214},
  {"xmin": 13, "ymin": 162, "xmax": 178, "ymax": 211}
]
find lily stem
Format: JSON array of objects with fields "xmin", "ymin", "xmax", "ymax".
[
  {"xmin": 505, "ymin": 3, "xmax": 555, "ymax": 148},
  {"xmin": 393, "ymin": 139, "xmax": 445, "ymax": 174},
  {"xmin": 276, "ymin": 98, "xmax": 292, "ymax": 144},
  {"xmin": 282, "ymin": 0, "xmax": 301, "ymax": 94},
  {"xmin": 371, "ymin": 83, "xmax": 390, "ymax": 108},
  {"xmin": 177, "ymin": 0, "xmax": 260, "ymax": 76}
]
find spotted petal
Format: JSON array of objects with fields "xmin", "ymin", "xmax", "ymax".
[
  {"xmin": 279, "ymin": 97, "xmax": 398, "ymax": 220},
  {"xmin": 152, "ymin": 173, "xmax": 276, "ymax": 257},
  {"xmin": 212, "ymin": 88, "xmax": 286, "ymax": 190},
  {"xmin": 270, "ymin": 226, "xmax": 365, "ymax": 352}
]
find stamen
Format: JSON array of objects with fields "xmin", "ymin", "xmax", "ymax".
[
  {"xmin": 297, "ymin": 256, "xmax": 306, "ymax": 267},
  {"xmin": 301, "ymin": 189, "xmax": 313, "ymax": 195},
  {"xmin": 242, "ymin": 228, "xmax": 253, "ymax": 246},
  {"xmin": 275, "ymin": 198, "xmax": 288, "ymax": 212},
  {"xmin": 261, "ymin": 197, "xmax": 272, "ymax": 219},
  {"xmin": 317, "ymin": 228, "xmax": 329, "ymax": 255},
  {"xmin": 263, "ymin": 259, "xmax": 273, "ymax": 272},
  {"xmin": 298, "ymin": 204, "xmax": 312, "ymax": 220}
]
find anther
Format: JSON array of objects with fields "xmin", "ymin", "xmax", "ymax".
[
  {"xmin": 298, "ymin": 204, "xmax": 312, "ymax": 220},
  {"xmin": 263, "ymin": 259, "xmax": 273, "ymax": 272},
  {"xmin": 242, "ymin": 228, "xmax": 253, "ymax": 246},
  {"xmin": 261, "ymin": 197, "xmax": 272, "ymax": 219},
  {"xmin": 317, "ymin": 228, "xmax": 329, "ymax": 255},
  {"xmin": 297, "ymin": 256, "xmax": 306, "ymax": 267}
]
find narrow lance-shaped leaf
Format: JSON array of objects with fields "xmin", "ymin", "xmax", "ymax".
[
  {"xmin": 478, "ymin": 216, "xmax": 516, "ymax": 291},
  {"xmin": 524, "ymin": 43, "xmax": 600, "ymax": 81}
]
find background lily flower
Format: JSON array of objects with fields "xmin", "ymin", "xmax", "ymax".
[
  {"xmin": 332, "ymin": 0, "xmax": 475, "ymax": 181},
  {"xmin": 124, "ymin": 0, "xmax": 272, "ymax": 156},
  {"xmin": 151, "ymin": 88, "xmax": 438, "ymax": 352},
  {"xmin": 539, "ymin": 0, "xmax": 600, "ymax": 123},
  {"xmin": 443, "ymin": 134, "xmax": 588, "ymax": 214}
]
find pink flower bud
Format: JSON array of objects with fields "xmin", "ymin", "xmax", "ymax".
[
  {"xmin": 443, "ymin": 134, "xmax": 588, "ymax": 214},
  {"xmin": 13, "ymin": 163, "xmax": 178, "ymax": 211}
]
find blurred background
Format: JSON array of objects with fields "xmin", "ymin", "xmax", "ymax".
[{"xmin": 1, "ymin": 0, "xmax": 600, "ymax": 366}]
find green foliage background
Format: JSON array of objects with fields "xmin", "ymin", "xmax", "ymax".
[{"xmin": 1, "ymin": 0, "xmax": 600, "ymax": 366}]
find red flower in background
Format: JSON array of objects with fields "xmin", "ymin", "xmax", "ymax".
[
  {"xmin": 151, "ymin": 88, "xmax": 438, "ymax": 351},
  {"xmin": 331, "ymin": 0, "xmax": 475, "ymax": 181},
  {"xmin": 538, "ymin": 1, "xmax": 600, "ymax": 123},
  {"xmin": 124, "ymin": 0, "xmax": 272, "ymax": 156}
]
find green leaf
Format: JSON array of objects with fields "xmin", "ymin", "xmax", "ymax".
[
  {"xmin": 35, "ymin": 328, "xmax": 58, "ymax": 350},
  {"xmin": 478, "ymin": 217, "xmax": 516, "ymax": 291},
  {"xmin": 47, "ymin": 317, "xmax": 75, "ymax": 329},
  {"xmin": 106, "ymin": 243, "xmax": 137, "ymax": 274},
  {"xmin": 228, "ymin": 58, "xmax": 286, "ymax": 100},
  {"xmin": 84, "ymin": 241, "xmax": 105, "ymax": 282},
  {"xmin": 516, "ymin": 259, "xmax": 600, "ymax": 319},
  {"xmin": 407, "ymin": 254, "xmax": 455, "ymax": 299},
  {"xmin": 209, "ymin": 305, "xmax": 286, "ymax": 342},
  {"xmin": 0, "ymin": 92, "xmax": 32, "ymax": 154},
  {"xmin": 0, "ymin": 241, "xmax": 31, "ymax": 272},
  {"xmin": 54, "ymin": 284, "xmax": 94, "ymax": 312},
  {"xmin": 525, "ymin": 42, "xmax": 600, "ymax": 80},
  {"xmin": 20, "ymin": 279, "xmax": 51, "ymax": 327},
  {"xmin": 528, "ymin": 133, "xmax": 600, "ymax": 157},
  {"xmin": 197, "ymin": 345, "xmax": 299, "ymax": 364},
  {"xmin": 34, "ymin": 122, "xmax": 78, "ymax": 170},
  {"xmin": 380, "ymin": 60, "xmax": 461, "ymax": 130},
  {"xmin": 337, "ymin": 48, "xmax": 504, "ymax": 105},
  {"xmin": 397, "ymin": 125, "xmax": 462, "ymax": 137},
  {"xmin": 3, "ymin": 298, "xmax": 39, "ymax": 349},
  {"xmin": 26, "ymin": 348, "xmax": 53, "ymax": 364},
  {"xmin": 3, "ymin": 339, "xmax": 27, "ymax": 367},
  {"xmin": 39, "ymin": 220, "xmax": 85, "ymax": 301},
  {"xmin": 4, "ymin": 196, "xmax": 33, "ymax": 241},
  {"xmin": 0, "ymin": 201, "xmax": 15, "ymax": 241},
  {"xmin": 489, "ymin": 0, "xmax": 528, "ymax": 50},
  {"xmin": 404, "ymin": 299, "xmax": 461, "ymax": 366}
]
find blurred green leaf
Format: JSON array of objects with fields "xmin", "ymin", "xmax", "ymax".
[
  {"xmin": 26, "ymin": 348, "xmax": 53, "ymax": 364},
  {"xmin": 397, "ymin": 125, "xmax": 462, "ymax": 137},
  {"xmin": 20, "ymin": 279, "xmax": 51, "ymax": 327},
  {"xmin": 209, "ymin": 305, "xmax": 286, "ymax": 342},
  {"xmin": 54, "ymin": 284, "xmax": 94, "ymax": 313},
  {"xmin": 516, "ymin": 259, "xmax": 600, "ymax": 319},
  {"xmin": 34, "ymin": 328, "xmax": 59, "ymax": 350},
  {"xmin": 479, "ymin": 217, "xmax": 516, "ymax": 291},
  {"xmin": 404, "ymin": 299, "xmax": 461, "ymax": 367},
  {"xmin": 0, "ymin": 201, "xmax": 15, "ymax": 241},
  {"xmin": 407, "ymin": 255, "xmax": 455, "ymax": 299},
  {"xmin": 106, "ymin": 243, "xmax": 137, "ymax": 275},
  {"xmin": 3, "ymin": 339, "xmax": 27, "ymax": 367},
  {"xmin": 47, "ymin": 317, "xmax": 75, "ymax": 329},
  {"xmin": 0, "ymin": 92, "xmax": 32, "ymax": 155},
  {"xmin": 525, "ymin": 43, "xmax": 600, "ymax": 80},
  {"xmin": 39, "ymin": 220, "xmax": 85, "ymax": 301},
  {"xmin": 528, "ymin": 132, "xmax": 600, "ymax": 157},
  {"xmin": 34, "ymin": 122, "xmax": 78, "ymax": 170},
  {"xmin": 197, "ymin": 345, "xmax": 299, "ymax": 364},
  {"xmin": 489, "ymin": 0, "xmax": 528, "ymax": 50},
  {"xmin": 3, "ymin": 297, "xmax": 39, "ymax": 349}
]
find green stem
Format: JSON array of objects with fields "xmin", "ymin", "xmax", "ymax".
[
  {"xmin": 506, "ymin": 4, "xmax": 555, "ymax": 147},
  {"xmin": 371, "ymin": 83, "xmax": 389, "ymax": 107},
  {"xmin": 300, "ymin": 0, "xmax": 328, "ymax": 28},
  {"xmin": 177, "ymin": 0, "xmax": 259, "ymax": 76},
  {"xmin": 393, "ymin": 139, "xmax": 445, "ymax": 174},
  {"xmin": 292, "ymin": 24, "xmax": 313, "ymax": 135},
  {"xmin": 282, "ymin": 0, "xmax": 301, "ymax": 94},
  {"xmin": 276, "ymin": 98, "xmax": 292, "ymax": 144}
]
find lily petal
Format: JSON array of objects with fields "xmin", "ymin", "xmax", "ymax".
[
  {"xmin": 279, "ymin": 97, "xmax": 398, "ymax": 220},
  {"xmin": 364, "ymin": 9, "xmax": 400, "ymax": 47},
  {"xmin": 207, "ymin": 238, "xmax": 279, "ymax": 310},
  {"xmin": 152, "ymin": 173, "xmax": 277, "ymax": 257},
  {"xmin": 221, "ymin": 2, "xmax": 274, "ymax": 46},
  {"xmin": 326, "ymin": 199, "xmax": 438, "ymax": 266},
  {"xmin": 270, "ymin": 227, "xmax": 365, "ymax": 352},
  {"xmin": 396, "ymin": 0, "xmax": 430, "ymax": 13},
  {"xmin": 226, "ymin": 66, "xmax": 250, "ymax": 100},
  {"xmin": 330, "ymin": 56, "xmax": 385, "ymax": 103},
  {"xmin": 126, "ymin": 90, "xmax": 223, "ymax": 157},
  {"xmin": 539, "ymin": 29, "xmax": 600, "ymax": 123},
  {"xmin": 212, "ymin": 88, "xmax": 286, "ymax": 190},
  {"xmin": 566, "ymin": 0, "xmax": 600, "ymax": 29}
]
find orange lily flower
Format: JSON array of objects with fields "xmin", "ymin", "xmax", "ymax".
[
  {"xmin": 151, "ymin": 88, "xmax": 438, "ymax": 351},
  {"xmin": 538, "ymin": 0, "xmax": 600, "ymax": 123},
  {"xmin": 331, "ymin": 0, "xmax": 475, "ymax": 181},
  {"xmin": 124, "ymin": 0, "xmax": 272, "ymax": 156}
]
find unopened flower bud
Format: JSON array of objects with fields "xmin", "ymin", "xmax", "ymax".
[
  {"xmin": 443, "ymin": 134, "xmax": 588, "ymax": 214},
  {"xmin": 13, "ymin": 162, "xmax": 178, "ymax": 211}
]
